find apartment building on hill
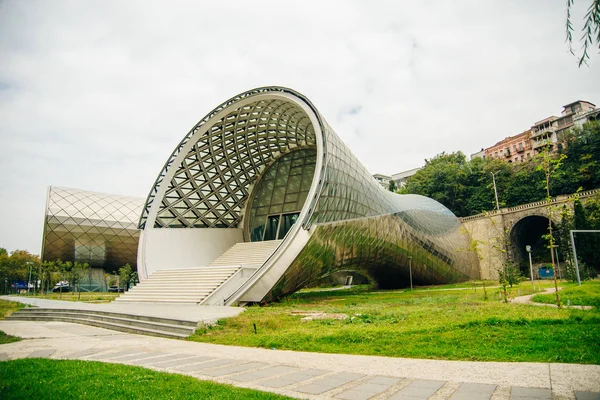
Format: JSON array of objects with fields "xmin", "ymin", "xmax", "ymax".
[{"xmin": 473, "ymin": 100, "xmax": 598, "ymax": 163}]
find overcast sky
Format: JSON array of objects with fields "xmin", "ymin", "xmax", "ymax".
[{"xmin": 1, "ymin": 0, "xmax": 599, "ymax": 254}]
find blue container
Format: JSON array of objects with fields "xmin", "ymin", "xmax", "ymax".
[{"xmin": 538, "ymin": 267, "xmax": 554, "ymax": 279}]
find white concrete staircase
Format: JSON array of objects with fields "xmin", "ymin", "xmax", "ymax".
[
  {"xmin": 114, "ymin": 266, "xmax": 241, "ymax": 304},
  {"xmin": 114, "ymin": 240, "xmax": 282, "ymax": 304},
  {"xmin": 209, "ymin": 240, "xmax": 282, "ymax": 267}
]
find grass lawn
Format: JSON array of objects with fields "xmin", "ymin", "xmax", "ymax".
[
  {"xmin": 533, "ymin": 281, "xmax": 600, "ymax": 308},
  {"xmin": 11, "ymin": 292, "xmax": 119, "ymax": 302},
  {"xmin": 0, "ymin": 299, "xmax": 23, "ymax": 344},
  {"xmin": 0, "ymin": 299, "xmax": 23, "ymax": 318},
  {"xmin": 189, "ymin": 281, "xmax": 600, "ymax": 364},
  {"xmin": 0, "ymin": 359, "xmax": 291, "ymax": 400}
]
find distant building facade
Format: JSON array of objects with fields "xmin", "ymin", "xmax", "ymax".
[
  {"xmin": 485, "ymin": 130, "xmax": 533, "ymax": 163},
  {"xmin": 373, "ymin": 174, "xmax": 392, "ymax": 189},
  {"xmin": 481, "ymin": 100, "xmax": 597, "ymax": 163},
  {"xmin": 392, "ymin": 167, "xmax": 422, "ymax": 188}
]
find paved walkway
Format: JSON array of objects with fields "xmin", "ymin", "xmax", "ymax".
[
  {"xmin": 0, "ymin": 295, "xmax": 245, "ymax": 323},
  {"xmin": 510, "ymin": 287, "xmax": 593, "ymax": 310},
  {"xmin": 1, "ymin": 321, "xmax": 599, "ymax": 400}
]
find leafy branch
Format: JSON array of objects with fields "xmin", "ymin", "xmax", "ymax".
[{"xmin": 566, "ymin": 0, "xmax": 600, "ymax": 67}]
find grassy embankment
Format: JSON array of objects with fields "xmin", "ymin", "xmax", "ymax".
[
  {"xmin": 189, "ymin": 280, "xmax": 600, "ymax": 364},
  {"xmin": 0, "ymin": 299, "xmax": 22, "ymax": 344},
  {"xmin": 532, "ymin": 281, "xmax": 600, "ymax": 307},
  {"xmin": 0, "ymin": 359, "xmax": 292, "ymax": 400}
]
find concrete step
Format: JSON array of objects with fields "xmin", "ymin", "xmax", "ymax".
[
  {"xmin": 7, "ymin": 312, "xmax": 194, "ymax": 336},
  {"xmin": 6, "ymin": 309, "xmax": 197, "ymax": 339},
  {"xmin": 114, "ymin": 265, "xmax": 242, "ymax": 303},
  {"xmin": 150, "ymin": 268, "xmax": 240, "ymax": 275},
  {"xmin": 118, "ymin": 293, "xmax": 210, "ymax": 299},
  {"xmin": 126, "ymin": 287, "xmax": 215, "ymax": 293},
  {"xmin": 113, "ymin": 296, "xmax": 207, "ymax": 304},
  {"xmin": 14, "ymin": 308, "xmax": 198, "ymax": 327}
]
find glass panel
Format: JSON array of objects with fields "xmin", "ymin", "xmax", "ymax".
[
  {"xmin": 251, "ymin": 223, "xmax": 265, "ymax": 242},
  {"xmin": 277, "ymin": 213, "xmax": 299, "ymax": 239},
  {"xmin": 264, "ymin": 215, "xmax": 280, "ymax": 241}
]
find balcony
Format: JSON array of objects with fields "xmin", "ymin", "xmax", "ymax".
[{"xmin": 533, "ymin": 139, "xmax": 553, "ymax": 149}]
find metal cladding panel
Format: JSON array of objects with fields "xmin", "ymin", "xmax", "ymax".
[
  {"xmin": 42, "ymin": 186, "xmax": 143, "ymax": 270},
  {"xmin": 138, "ymin": 87, "xmax": 480, "ymax": 302}
]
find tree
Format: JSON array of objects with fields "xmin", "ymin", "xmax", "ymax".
[
  {"xmin": 0, "ymin": 249, "xmax": 40, "ymax": 294},
  {"xmin": 537, "ymin": 146, "xmax": 565, "ymax": 307},
  {"xmin": 72, "ymin": 261, "xmax": 90, "ymax": 301},
  {"xmin": 388, "ymin": 180, "xmax": 396, "ymax": 192},
  {"xmin": 119, "ymin": 264, "xmax": 134, "ymax": 291},
  {"xmin": 566, "ymin": 0, "xmax": 600, "ymax": 67},
  {"xmin": 55, "ymin": 260, "xmax": 74, "ymax": 299}
]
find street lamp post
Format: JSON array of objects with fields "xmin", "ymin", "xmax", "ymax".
[
  {"xmin": 491, "ymin": 170, "xmax": 501, "ymax": 211},
  {"xmin": 408, "ymin": 256, "xmax": 413, "ymax": 290},
  {"xmin": 26, "ymin": 261, "xmax": 34, "ymax": 296},
  {"xmin": 526, "ymin": 245, "xmax": 534, "ymax": 288}
]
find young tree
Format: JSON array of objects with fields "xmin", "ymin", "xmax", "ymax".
[
  {"xmin": 537, "ymin": 146, "xmax": 566, "ymax": 307},
  {"xmin": 55, "ymin": 260, "xmax": 74, "ymax": 299},
  {"xmin": 119, "ymin": 264, "xmax": 134, "ymax": 291},
  {"xmin": 73, "ymin": 261, "xmax": 90, "ymax": 301}
]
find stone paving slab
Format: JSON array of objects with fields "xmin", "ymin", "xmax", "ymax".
[
  {"xmin": 200, "ymin": 362, "xmax": 268, "ymax": 377},
  {"xmin": 576, "ymin": 392, "xmax": 600, "ymax": 400},
  {"xmin": 62, "ymin": 349, "xmax": 104, "ymax": 359},
  {"xmin": 295, "ymin": 372, "xmax": 365, "ymax": 395},
  {"xmin": 390, "ymin": 379, "xmax": 445, "ymax": 399},
  {"xmin": 149, "ymin": 355, "xmax": 213, "ymax": 368},
  {"xmin": 449, "ymin": 382, "xmax": 497, "ymax": 400},
  {"xmin": 135, "ymin": 353, "xmax": 189, "ymax": 365},
  {"xmin": 510, "ymin": 386, "xmax": 552, "ymax": 399},
  {"xmin": 26, "ymin": 349, "xmax": 56, "ymax": 358},
  {"xmin": 261, "ymin": 368, "xmax": 330, "ymax": 388},
  {"xmin": 88, "ymin": 349, "xmax": 141, "ymax": 360},
  {"xmin": 229, "ymin": 365, "xmax": 300, "ymax": 382},
  {"xmin": 174, "ymin": 358, "xmax": 235, "ymax": 372},
  {"xmin": 110, "ymin": 352, "xmax": 165, "ymax": 362},
  {"xmin": 336, "ymin": 376, "xmax": 402, "ymax": 400}
]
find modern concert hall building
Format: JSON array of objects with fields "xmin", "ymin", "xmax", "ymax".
[{"xmin": 115, "ymin": 87, "xmax": 481, "ymax": 305}]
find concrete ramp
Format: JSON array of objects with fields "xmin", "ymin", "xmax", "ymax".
[{"xmin": 209, "ymin": 240, "xmax": 282, "ymax": 268}]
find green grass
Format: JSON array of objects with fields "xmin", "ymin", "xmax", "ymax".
[
  {"xmin": 0, "ymin": 299, "xmax": 23, "ymax": 319},
  {"xmin": 0, "ymin": 330, "xmax": 20, "ymax": 344},
  {"xmin": 533, "ymin": 281, "xmax": 600, "ymax": 308},
  {"xmin": 0, "ymin": 299, "xmax": 23, "ymax": 344},
  {"xmin": 189, "ymin": 281, "xmax": 600, "ymax": 364},
  {"xmin": 0, "ymin": 359, "xmax": 292, "ymax": 399}
]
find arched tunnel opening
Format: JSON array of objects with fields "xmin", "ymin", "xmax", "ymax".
[{"xmin": 509, "ymin": 215, "xmax": 558, "ymax": 276}]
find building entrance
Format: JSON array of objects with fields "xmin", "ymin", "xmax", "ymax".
[{"xmin": 263, "ymin": 213, "xmax": 300, "ymax": 241}]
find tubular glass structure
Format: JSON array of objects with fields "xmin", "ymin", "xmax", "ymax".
[{"xmin": 138, "ymin": 87, "xmax": 480, "ymax": 303}]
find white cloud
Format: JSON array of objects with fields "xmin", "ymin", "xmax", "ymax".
[{"xmin": 0, "ymin": 0, "xmax": 598, "ymax": 253}]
